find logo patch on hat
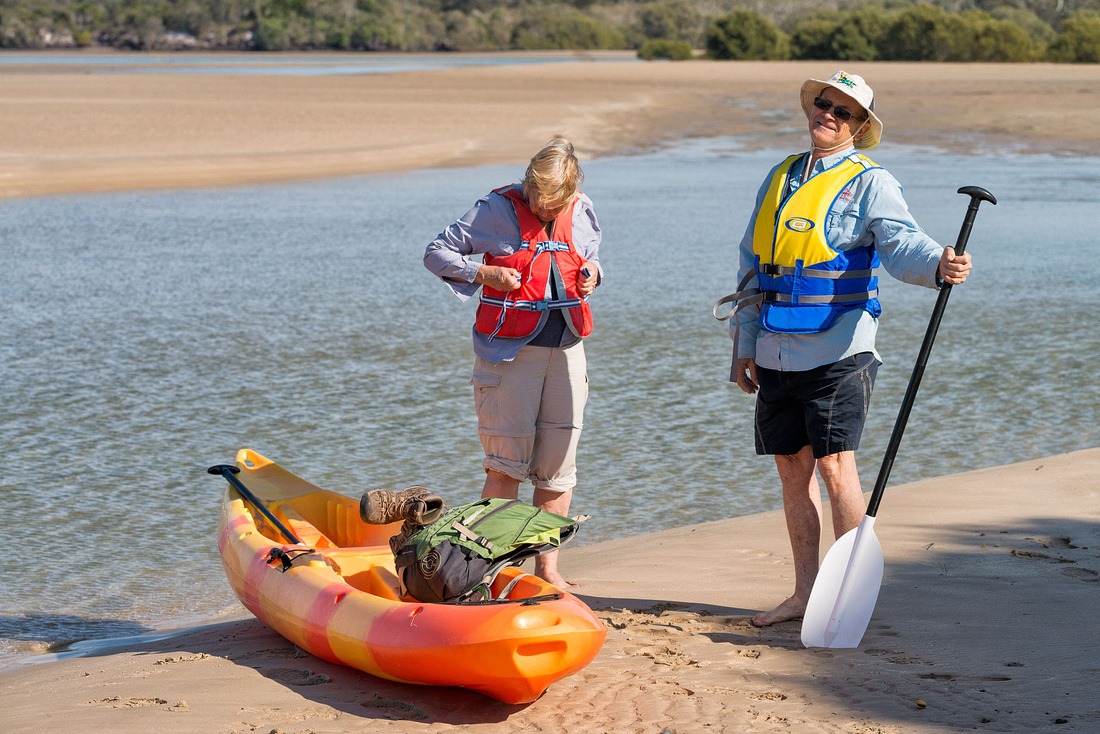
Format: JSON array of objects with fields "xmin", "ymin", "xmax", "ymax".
[
  {"xmin": 784, "ymin": 217, "xmax": 815, "ymax": 232},
  {"xmin": 836, "ymin": 72, "xmax": 856, "ymax": 88}
]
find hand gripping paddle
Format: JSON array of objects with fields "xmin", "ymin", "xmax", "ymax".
[{"xmin": 801, "ymin": 186, "xmax": 997, "ymax": 649}]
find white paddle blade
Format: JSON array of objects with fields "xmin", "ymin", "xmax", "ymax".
[{"xmin": 801, "ymin": 516, "xmax": 885, "ymax": 649}]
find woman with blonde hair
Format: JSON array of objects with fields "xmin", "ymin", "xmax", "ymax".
[{"xmin": 424, "ymin": 138, "xmax": 602, "ymax": 589}]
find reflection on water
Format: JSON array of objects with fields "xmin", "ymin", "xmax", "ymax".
[{"xmin": 2, "ymin": 141, "xmax": 1097, "ymax": 661}]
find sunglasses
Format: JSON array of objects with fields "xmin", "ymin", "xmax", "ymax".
[{"xmin": 813, "ymin": 96, "xmax": 863, "ymax": 122}]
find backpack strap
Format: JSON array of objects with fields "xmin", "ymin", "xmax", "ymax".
[
  {"xmin": 496, "ymin": 572, "xmax": 533, "ymax": 600},
  {"xmin": 447, "ymin": 498, "xmax": 524, "ymax": 552},
  {"xmin": 451, "ymin": 520, "xmax": 494, "ymax": 551}
]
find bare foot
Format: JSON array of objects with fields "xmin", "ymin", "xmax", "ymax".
[
  {"xmin": 751, "ymin": 595, "xmax": 807, "ymax": 627},
  {"xmin": 536, "ymin": 571, "xmax": 580, "ymax": 591}
]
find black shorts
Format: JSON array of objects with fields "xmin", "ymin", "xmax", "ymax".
[{"xmin": 754, "ymin": 352, "xmax": 880, "ymax": 459}]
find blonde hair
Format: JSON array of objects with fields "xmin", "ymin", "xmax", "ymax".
[{"xmin": 522, "ymin": 137, "xmax": 583, "ymax": 212}]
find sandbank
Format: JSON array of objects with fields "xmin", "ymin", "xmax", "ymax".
[
  {"xmin": 1, "ymin": 56, "xmax": 1099, "ymax": 199},
  {"xmin": 2, "ymin": 448, "xmax": 1099, "ymax": 733},
  {"xmin": 3, "ymin": 55, "xmax": 1099, "ymax": 733}
]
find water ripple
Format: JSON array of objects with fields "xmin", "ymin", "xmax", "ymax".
[{"xmin": 1, "ymin": 143, "xmax": 1096, "ymax": 658}]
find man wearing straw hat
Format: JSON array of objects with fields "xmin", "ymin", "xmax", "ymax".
[{"xmin": 718, "ymin": 71, "xmax": 973, "ymax": 627}]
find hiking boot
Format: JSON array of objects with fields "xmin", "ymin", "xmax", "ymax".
[{"xmin": 360, "ymin": 487, "xmax": 444, "ymax": 526}]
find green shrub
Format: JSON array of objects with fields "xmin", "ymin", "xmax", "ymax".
[
  {"xmin": 877, "ymin": 4, "xmax": 968, "ymax": 61},
  {"xmin": 959, "ymin": 11, "xmax": 1040, "ymax": 62},
  {"xmin": 990, "ymin": 7, "xmax": 1056, "ymax": 47},
  {"xmin": 324, "ymin": 24, "xmax": 350, "ymax": 49},
  {"xmin": 638, "ymin": 0, "xmax": 699, "ymax": 44},
  {"xmin": 1047, "ymin": 11, "xmax": 1100, "ymax": 63},
  {"xmin": 253, "ymin": 16, "xmax": 287, "ymax": 50},
  {"xmin": 637, "ymin": 37, "xmax": 692, "ymax": 60},
  {"xmin": 789, "ymin": 9, "xmax": 885, "ymax": 61},
  {"xmin": 705, "ymin": 10, "xmax": 788, "ymax": 60},
  {"xmin": 512, "ymin": 8, "xmax": 625, "ymax": 50},
  {"xmin": 350, "ymin": 17, "xmax": 400, "ymax": 50},
  {"xmin": 438, "ymin": 9, "xmax": 497, "ymax": 51}
]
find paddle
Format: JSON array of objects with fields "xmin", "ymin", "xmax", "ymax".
[
  {"xmin": 801, "ymin": 185, "xmax": 997, "ymax": 649},
  {"xmin": 208, "ymin": 464, "xmax": 305, "ymax": 546}
]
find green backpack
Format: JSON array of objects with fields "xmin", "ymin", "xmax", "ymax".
[{"xmin": 392, "ymin": 497, "xmax": 583, "ymax": 603}]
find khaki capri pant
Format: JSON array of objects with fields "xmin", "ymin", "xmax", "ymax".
[{"xmin": 470, "ymin": 341, "xmax": 588, "ymax": 493}]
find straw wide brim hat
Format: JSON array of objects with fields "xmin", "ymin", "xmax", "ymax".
[{"xmin": 800, "ymin": 70, "xmax": 883, "ymax": 150}]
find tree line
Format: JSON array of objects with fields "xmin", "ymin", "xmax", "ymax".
[{"xmin": 1, "ymin": 0, "xmax": 1097, "ymax": 63}]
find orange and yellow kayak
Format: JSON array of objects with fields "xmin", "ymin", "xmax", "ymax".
[{"xmin": 216, "ymin": 448, "xmax": 606, "ymax": 704}]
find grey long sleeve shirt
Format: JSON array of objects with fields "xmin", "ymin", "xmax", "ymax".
[{"xmin": 424, "ymin": 189, "xmax": 602, "ymax": 363}]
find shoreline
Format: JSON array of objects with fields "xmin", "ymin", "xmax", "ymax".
[
  {"xmin": 3, "ymin": 59, "xmax": 1099, "ymax": 200},
  {"xmin": 4, "ymin": 59, "xmax": 1100, "ymax": 733},
  {"xmin": 3, "ymin": 448, "xmax": 1099, "ymax": 733}
]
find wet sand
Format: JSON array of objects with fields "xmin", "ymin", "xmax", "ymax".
[
  {"xmin": 2, "ymin": 56, "xmax": 1098, "ymax": 199},
  {"xmin": 3, "ymin": 449, "xmax": 1099, "ymax": 733}
]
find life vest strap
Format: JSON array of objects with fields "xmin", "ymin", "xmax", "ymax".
[
  {"xmin": 713, "ymin": 271, "xmax": 767, "ymax": 385},
  {"xmin": 758, "ymin": 263, "xmax": 878, "ymax": 280},
  {"xmin": 762, "ymin": 289, "xmax": 879, "ymax": 304},
  {"xmin": 527, "ymin": 240, "xmax": 573, "ymax": 254},
  {"xmin": 713, "ymin": 270, "xmax": 762, "ymax": 322},
  {"xmin": 480, "ymin": 294, "xmax": 590, "ymax": 341},
  {"xmin": 480, "ymin": 294, "xmax": 590, "ymax": 312}
]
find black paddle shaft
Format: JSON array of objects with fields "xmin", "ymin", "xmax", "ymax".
[
  {"xmin": 864, "ymin": 186, "xmax": 996, "ymax": 518},
  {"xmin": 208, "ymin": 464, "xmax": 305, "ymax": 546}
]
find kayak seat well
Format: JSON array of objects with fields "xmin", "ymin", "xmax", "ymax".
[
  {"xmin": 273, "ymin": 492, "xmax": 398, "ymax": 549},
  {"xmin": 261, "ymin": 502, "xmax": 339, "ymax": 548},
  {"xmin": 320, "ymin": 549, "xmax": 404, "ymax": 602}
]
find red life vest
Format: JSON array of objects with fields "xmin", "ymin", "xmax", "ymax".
[{"xmin": 474, "ymin": 185, "xmax": 594, "ymax": 341}]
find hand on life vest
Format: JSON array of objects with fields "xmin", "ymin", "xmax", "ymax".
[
  {"xmin": 576, "ymin": 264, "xmax": 597, "ymax": 297},
  {"xmin": 937, "ymin": 247, "xmax": 972, "ymax": 286},
  {"xmin": 475, "ymin": 264, "xmax": 522, "ymax": 292}
]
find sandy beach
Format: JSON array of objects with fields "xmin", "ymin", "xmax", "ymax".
[
  {"xmin": 1, "ymin": 56, "xmax": 1099, "ymax": 199},
  {"xmin": 3, "ymin": 56, "xmax": 1099, "ymax": 733},
  {"xmin": 3, "ymin": 449, "xmax": 1099, "ymax": 732}
]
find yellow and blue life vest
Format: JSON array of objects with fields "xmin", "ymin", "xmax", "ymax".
[{"xmin": 752, "ymin": 153, "xmax": 882, "ymax": 334}]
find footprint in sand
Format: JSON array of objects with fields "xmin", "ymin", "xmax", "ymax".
[
  {"xmin": 1025, "ymin": 536, "xmax": 1078, "ymax": 549},
  {"xmin": 1007, "ymin": 538, "xmax": 1099, "ymax": 581},
  {"xmin": 750, "ymin": 691, "xmax": 788, "ymax": 701},
  {"xmin": 360, "ymin": 694, "xmax": 429, "ymax": 720},
  {"xmin": 88, "ymin": 696, "xmax": 168, "ymax": 708},
  {"xmin": 267, "ymin": 667, "xmax": 332, "ymax": 686},
  {"xmin": 1011, "ymin": 549, "xmax": 1074, "ymax": 563},
  {"xmin": 868, "ymin": 623, "xmax": 900, "ymax": 637},
  {"xmin": 155, "ymin": 653, "xmax": 210, "ymax": 665},
  {"xmin": 1062, "ymin": 567, "xmax": 1099, "ymax": 582},
  {"xmin": 230, "ymin": 645, "xmax": 310, "ymax": 662}
]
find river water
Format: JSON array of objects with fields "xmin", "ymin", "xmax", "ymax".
[
  {"xmin": 2, "ymin": 139, "xmax": 1097, "ymax": 664},
  {"xmin": 0, "ymin": 50, "xmax": 632, "ymax": 75}
]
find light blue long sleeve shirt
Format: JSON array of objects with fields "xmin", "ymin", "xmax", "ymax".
[
  {"xmin": 424, "ymin": 189, "xmax": 602, "ymax": 364},
  {"xmin": 734, "ymin": 148, "xmax": 944, "ymax": 372}
]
